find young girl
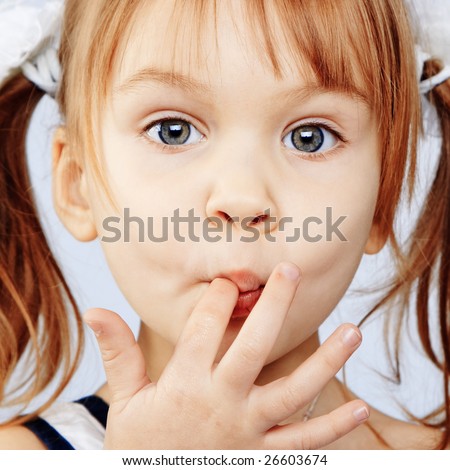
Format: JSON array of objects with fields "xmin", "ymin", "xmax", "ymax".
[{"xmin": 0, "ymin": 0, "xmax": 449, "ymax": 449}]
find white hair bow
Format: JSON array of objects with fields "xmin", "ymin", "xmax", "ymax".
[
  {"xmin": 408, "ymin": 0, "xmax": 450, "ymax": 93},
  {"xmin": 416, "ymin": 46, "xmax": 450, "ymax": 94},
  {"xmin": 0, "ymin": 0, "xmax": 63, "ymax": 97}
]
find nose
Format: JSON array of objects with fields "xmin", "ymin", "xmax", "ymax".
[{"xmin": 205, "ymin": 157, "xmax": 279, "ymax": 236}]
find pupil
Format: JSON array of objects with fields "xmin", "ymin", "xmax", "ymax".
[
  {"xmin": 160, "ymin": 120, "xmax": 190, "ymax": 145},
  {"xmin": 170, "ymin": 125, "xmax": 182, "ymax": 136},
  {"xmin": 301, "ymin": 131, "xmax": 313, "ymax": 142},
  {"xmin": 291, "ymin": 126, "xmax": 324, "ymax": 152}
]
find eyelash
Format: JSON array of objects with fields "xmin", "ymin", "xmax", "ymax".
[
  {"xmin": 139, "ymin": 115, "xmax": 348, "ymax": 160},
  {"xmin": 285, "ymin": 119, "xmax": 348, "ymax": 161},
  {"xmin": 138, "ymin": 114, "xmax": 196, "ymax": 152}
]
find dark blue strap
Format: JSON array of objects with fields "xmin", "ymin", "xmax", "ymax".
[
  {"xmin": 23, "ymin": 417, "xmax": 74, "ymax": 450},
  {"xmin": 75, "ymin": 395, "xmax": 108, "ymax": 428},
  {"xmin": 22, "ymin": 395, "xmax": 108, "ymax": 450}
]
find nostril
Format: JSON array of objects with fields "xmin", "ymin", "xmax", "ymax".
[
  {"xmin": 251, "ymin": 214, "xmax": 268, "ymax": 224},
  {"xmin": 217, "ymin": 211, "xmax": 234, "ymax": 223},
  {"xmin": 215, "ymin": 211, "xmax": 268, "ymax": 225}
]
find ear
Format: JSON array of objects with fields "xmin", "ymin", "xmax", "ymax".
[
  {"xmin": 364, "ymin": 222, "xmax": 388, "ymax": 255},
  {"xmin": 52, "ymin": 127, "xmax": 97, "ymax": 242}
]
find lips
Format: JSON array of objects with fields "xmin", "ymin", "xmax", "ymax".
[
  {"xmin": 210, "ymin": 269, "xmax": 266, "ymax": 320},
  {"xmin": 232, "ymin": 286, "xmax": 264, "ymax": 319}
]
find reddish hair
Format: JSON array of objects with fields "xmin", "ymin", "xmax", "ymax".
[
  {"xmin": 360, "ymin": 59, "xmax": 450, "ymax": 449},
  {"xmin": 0, "ymin": 75, "xmax": 84, "ymax": 424}
]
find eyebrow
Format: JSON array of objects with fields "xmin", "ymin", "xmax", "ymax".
[
  {"xmin": 282, "ymin": 83, "xmax": 371, "ymax": 108},
  {"xmin": 114, "ymin": 67, "xmax": 213, "ymax": 97},
  {"xmin": 114, "ymin": 66, "xmax": 370, "ymax": 107}
]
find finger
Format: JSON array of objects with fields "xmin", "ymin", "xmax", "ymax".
[
  {"xmin": 250, "ymin": 324, "xmax": 362, "ymax": 428},
  {"xmin": 263, "ymin": 399, "xmax": 369, "ymax": 449},
  {"xmin": 168, "ymin": 278, "xmax": 239, "ymax": 372},
  {"xmin": 214, "ymin": 262, "xmax": 301, "ymax": 395},
  {"xmin": 83, "ymin": 308, "xmax": 150, "ymax": 406}
]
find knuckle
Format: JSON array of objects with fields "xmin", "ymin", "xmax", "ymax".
[
  {"xmin": 256, "ymin": 405, "xmax": 275, "ymax": 426},
  {"xmin": 101, "ymin": 345, "xmax": 123, "ymax": 365},
  {"xmin": 280, "ymin": 384, "xmax": 301, "ymax": 415},
  {"xmin": 180, "ymin": 310, "xmax": 220, "ymax": 348},
  {"xmin": 160, "ymin": 372, "xmax": 203, "ymax": 406},
  {"xmin": 101, "ymin": 342, "xmax": 138, "ymax": 368},
  {"xmin": 278, "ymin": 435, "xmax": 301, "ymax": 451},
  {"xmin": 327, "ymin": 418, "xmax": 342, "ymax": 441},
  {"xmin": 320, "ymin": 349, "xmax": 342, "ymax": 374},
  {"xmin": 252, "ymin": 393, "xmax": 277, "ymax": 424},
  {"xmin": 193, "ymin": 309, "xmax": 220, "ymax": 333},
  {"xmin": 299, "ymin": 432, "xmax": 314, "ymax": 450},
  {"xmin": 239, "ymin": 338, "xmax": 263, "ymax": 364},
  {"xmin": 300, "ymin": 426, "xmax": 325, "ymax": 450},
  {"xmin": 299, "ymin": 416, "xmax": 345, "ymax": 450},
  {"xmin": 178, "ymin": 326, "xmax": 206, "ymax": 355}
]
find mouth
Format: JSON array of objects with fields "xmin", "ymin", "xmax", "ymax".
[
  {"xmin": 210, "ymin": 269, "xmax": 266, "ymax": 320},
  {"xmin": 232, "ymin": 285, "xmax": 265, "ymax": 319}
]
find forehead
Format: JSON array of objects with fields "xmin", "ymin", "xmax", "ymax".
[
  {"xmin": 112, "ymin": 0, "xmax": 321, "ymax": 92},
  {"xmin": 109, "ymin": 0, "xmax": 370, "ymax": 108}
]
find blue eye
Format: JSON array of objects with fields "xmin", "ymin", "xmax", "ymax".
[
  {"xmin": 145, "ymin": 119, "xmax": 204, "ymax": 146},
  {"xmin": 283, "ymin": 124, "xmax": 339, "ymax": 153}
]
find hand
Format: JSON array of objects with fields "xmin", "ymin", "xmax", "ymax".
[{"xmin": 84, "ymin": 261, "xmax": 368, "ymax": 449}]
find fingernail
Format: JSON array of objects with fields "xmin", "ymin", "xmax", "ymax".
[
  {"xmin": 353, "ymin": 405, "xmax": 370, "ymax": 422},
  {"xmin": 85, "ymin": 320, "xmax": 103, "ymax": 337},
  {"xmin": 341, "ymin": 327, "xmax": 362, "ymax": 348},
  {"xmin": 280, "ymin": 262, "xmax": 301, "ymax": 281}
]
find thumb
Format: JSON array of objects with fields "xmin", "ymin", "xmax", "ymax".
[{"xmin": 84, "ymin": 308, "xmax": 150, "ymax": 406}]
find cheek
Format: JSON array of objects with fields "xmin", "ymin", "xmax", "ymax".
[
  {"xmin": 99, "ymin": 236, "xmax": 197, "ymax": 345},
  {"xmin": 268, "ymin": 164, "xmax": 379, "ymax": 357},
  {"xmin": 84, "ymin": 161, "xmax": 195, "ymax": 343}
]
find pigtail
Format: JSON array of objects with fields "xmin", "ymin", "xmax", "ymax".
[
  {"xmin": 0, "ymin": 73, "xmax": 84, "ymax": 426},
  {"xmin": 363, "ymin": 60, "xmax": 450, "ymax": 449},
  {"xmin": 411, "ymin": 59, "xmax": 450, "ymax": 448}
]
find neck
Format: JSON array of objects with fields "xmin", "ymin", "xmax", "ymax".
[
  {"xmin": 138, "ymin": 325, "xmax": 321, "ymax": 382},
  {"xmin": 254, "ymin": 332, "xmax": 320, "ymax": 385},
  {"xmin": 137, "ymin": 324, "xmax": 325, "ymax": 422}
]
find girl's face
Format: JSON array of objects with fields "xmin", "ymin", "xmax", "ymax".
[{"xmin": 79, "ymin": 0, "xmax": 381, "ymax": 361}]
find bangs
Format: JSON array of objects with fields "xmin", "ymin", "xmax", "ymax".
[
  {"xmin": 81, "ymin": 0, "xmax": 411, "ymax": 124},
  {"xmin": 121, "ymin": 0, "xmax": 377, "ymax": 105}
]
